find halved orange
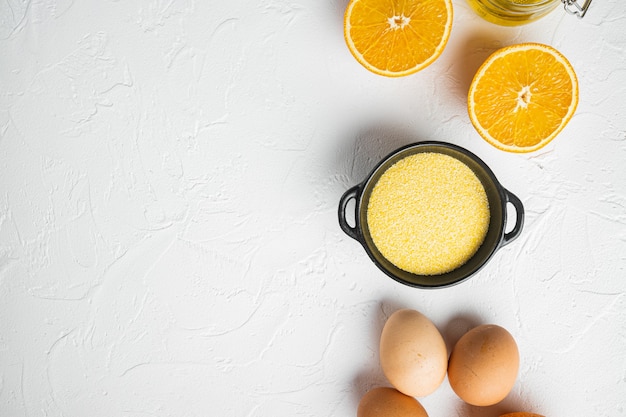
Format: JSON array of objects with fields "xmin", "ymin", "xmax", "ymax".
[
  {"xmin": 468, "ymin": 43, "xmax": 579, "ymax": 153},
  {"xmin": 344, "ymin": 0, "xmax": 453, "ymax": 77}
]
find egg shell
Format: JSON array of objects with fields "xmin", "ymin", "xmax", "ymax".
[
  {"xmin": 357, "ymin": 387, "xmax": 429, "ymax": 417},
  {"xmin": 499, "ymin": 413, "xmax": 545, "ymax": 417},
  {"xmin": 448, "ymin": 324, "xmax": 519, "ymax": 406},
  {"xmin": 379, "ymin": 309, "xmax": 448, "ymax": 397}
]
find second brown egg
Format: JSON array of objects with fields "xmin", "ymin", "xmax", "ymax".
[{"xmin": 447, "ymin": 324, "xmax": 519, "ymax": 406}]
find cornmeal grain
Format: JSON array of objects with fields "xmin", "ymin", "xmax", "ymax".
[{"xmin": 366, "ymin": 152, "xmax": 490, "ymax": 275}]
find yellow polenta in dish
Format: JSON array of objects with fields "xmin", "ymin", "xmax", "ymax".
[{"xmin": 366, "ymin": 152, "xmax": 490, "ymax": 275}]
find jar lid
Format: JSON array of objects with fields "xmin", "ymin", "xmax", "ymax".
[{"xmin": 562, "ymin": 0, "xmax": 592, "ymax": 18}]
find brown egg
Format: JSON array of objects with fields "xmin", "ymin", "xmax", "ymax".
[
  {"xmin": 379, "ymin": 309, "xmax": 448, "ymax": 397},
  {"xmin": 447, "ymin": 324, "xmax": 519, "ymax": 406},
  {"xmin": 499, "ymin": 413, "xmax": 545, "ymax": 417},
  {"xmin": 357, "ymin": 387, "xmax": 429, "ymax": 417}
]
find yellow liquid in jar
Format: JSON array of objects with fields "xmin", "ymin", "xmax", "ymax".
[{"xmin": 466, "ymin": 0, "xmax": 560, "ymax": 25}]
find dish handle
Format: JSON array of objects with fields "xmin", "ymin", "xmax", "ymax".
[
  {"xmin": 501, "ymin": 188, "xmax": 524, "ymax": 247},
  {"xmin": 338, "ymin": 185, "xmax": 361, "ymax": 242}
]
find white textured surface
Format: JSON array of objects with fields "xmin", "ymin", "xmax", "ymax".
[{"xmin": 1, "ymin": 1, "xmax": 625, "ymax": 416}]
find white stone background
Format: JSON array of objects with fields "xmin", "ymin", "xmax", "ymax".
[{"xmin": 1, "ymin": 0, "xmax": 625, "ymax": 416}]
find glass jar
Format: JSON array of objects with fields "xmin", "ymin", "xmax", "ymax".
[{"xmin": 467, "ymin": 0, "xmax": 593, "ymax": 26}]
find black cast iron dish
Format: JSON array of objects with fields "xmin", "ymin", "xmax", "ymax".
[{"xmin": 338, "ymin": 141, "xmax": 524, "ymax": 289}]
